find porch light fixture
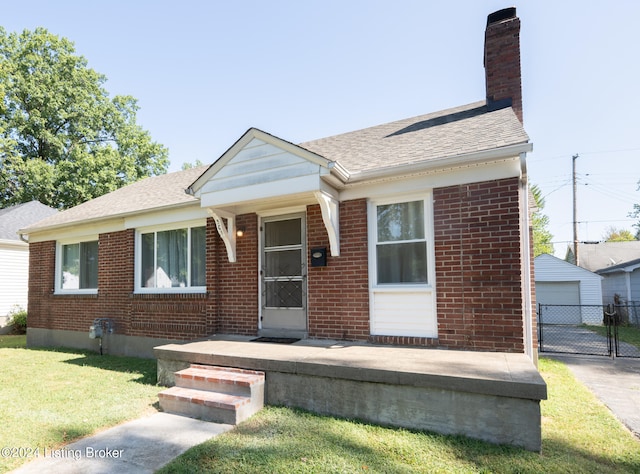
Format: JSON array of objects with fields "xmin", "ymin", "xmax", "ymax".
[{"xmin": 236, "ymin": 227, "xmax": 245, "ymax": 238}]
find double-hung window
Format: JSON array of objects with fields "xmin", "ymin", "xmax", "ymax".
[
  {"xmin": 57, "ymin": 239, "xmax": 99, "ymax": 293},
  {"xmin": 137, "ymin": 223, "xmax": 206, "ymax": 293},
  {"xmin": 368, "ymin": 194, "xmax": 436, "ymax": 338},
  {"xmin": 375, "ymin": 199, "xmax": 428, "ymax": 284}
]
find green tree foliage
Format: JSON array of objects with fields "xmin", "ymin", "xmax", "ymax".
[
  {"xmin": 603, "ymin": 226, "xmax": 636, "ymax": 242},
  {"xmin": 0, "ymin": 27, "xmax": 169, "ymax": 209},
  {"xmin": 531, "ymin": 184, "xmax": 554, "ymax": 256}
]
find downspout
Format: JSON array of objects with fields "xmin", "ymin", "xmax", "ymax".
[{"xmin": 519, "ymin": 151, "xmax": 535, "ymax": 363}]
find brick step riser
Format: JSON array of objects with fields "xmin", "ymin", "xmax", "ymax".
[
  {"xmin": 174, "ymin": 375, "xmax": 261, "ymax": 398},
  {"xmin": 158, "ymin": 366, "xmax": 266, "ymax": 425},
  {"xmin": 159, "ymin": 396, "xmax": 247, "ymax": 425}
]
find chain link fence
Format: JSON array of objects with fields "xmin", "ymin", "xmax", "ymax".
[{"xmin": 538, "ymin": 304, "xmax": 640, "ymax": 358}]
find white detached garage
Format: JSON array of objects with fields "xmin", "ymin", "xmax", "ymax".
[{"xmin": 534, "ymin": 254, "xmax": 603, "ymax": 325}]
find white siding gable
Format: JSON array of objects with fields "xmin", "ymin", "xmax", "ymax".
[{"xmin": 200, "ymin": 138, "xmax": 326, "ymax": 195}]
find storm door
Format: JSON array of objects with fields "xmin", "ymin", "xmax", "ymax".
[{"xmin": 260, "ymin": 214, "xmax": 307, "ymax": 334}]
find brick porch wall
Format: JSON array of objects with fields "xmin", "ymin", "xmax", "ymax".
[{"xmin": 433, "ymin": 178, "xmax": 525, "ymax": 352}]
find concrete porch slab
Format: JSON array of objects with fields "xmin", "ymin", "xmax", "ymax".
[{"xmin": 154, "ymin": 336, "xmax": 547, "ymax": 451}]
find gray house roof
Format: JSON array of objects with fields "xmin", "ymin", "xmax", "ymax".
[
  {"xmin": 22, "ymin": 166, "xmax": 207, "ymax": 233},
  {"xmin": 596, "ymin": 257, "xmax": 640, "ymax": 275},
  {"xmin": 301, "ymin": 101, "xmax": 528, "ymax": 175},
  {"xmin": 568, "ymin": 241, "xmax": 640, "ymax": 272},
  {"xmin": 0, "ymin": 201, "xmax": 57, "ymax": 240},
  {"xmin": 22, "ymin": 100, "xmax": 528, "ymax": 235}
]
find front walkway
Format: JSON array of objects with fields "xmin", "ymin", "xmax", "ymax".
[{"xmin": 10, "ymin": 413, "xmax": 232, "ymax": 474}]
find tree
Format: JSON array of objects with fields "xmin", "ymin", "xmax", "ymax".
[
  {"xmin": 603, "ymin": 226, "xmax": 636, "ymax": 242},
  {"xmin": 531, "ymin": 184, "xmax": 554, "ymax": 256},
  {"xmin": 0, "ymin": 27, "xmax": 169, "ymax": 209},
  {"xmin": 181, "ymin": 159, "xmax": 205, "ymax": 170}
]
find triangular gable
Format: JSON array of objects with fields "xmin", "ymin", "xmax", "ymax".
[
  {"xmin": 189, "ymin": 128, "xmax": 341, "ymax": 261},
  {"xmin": 189, "ymin": 128, "xmax": 335, "ymax": 202}
]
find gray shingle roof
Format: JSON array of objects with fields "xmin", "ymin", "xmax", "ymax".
[
  {"xmin": 299, "ymin": 101, "xmax": 529, "ymax": 174},
  {"xmin": 574, "ymin": 241, "xmax": 640, "ymax": 272},
  {"xmin": 21, "ymin": 166, "xmax": 207, "ymax": 233},
  {"xmin": 21, "ymin": 101, "xmax": 529, "ymax": 234},
  {"xmin": 0, "ymin": 201, "xmax": 58, "ymax": 240}
]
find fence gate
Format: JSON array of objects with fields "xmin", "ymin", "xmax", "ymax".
[{"xmin": 538, "ymin": 304, "xmax": 640, "ymax": 358}]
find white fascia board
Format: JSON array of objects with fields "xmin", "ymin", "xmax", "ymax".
[
  {"xmin": 21, "ymin": 201, "xmax": 201, "ymax": 241},
  {"xmin": 27, "ymin": 219, "xmax": 125, "ymax": 243},
  {"xmin": 199, "ymin": 174, "xmax": 324, "ymax": 208},
  {"xmin": 0, "ymin": 239, "xmax": 28, "ymax": 249},
  {"xmin": 338, "ymin": 156, "xmax": 522, "ymax": 202},
  {"xmin": 124, "ymin": 205, "xmax": 208, "ymax": 230}
]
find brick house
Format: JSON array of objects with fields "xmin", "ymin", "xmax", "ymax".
[{"xmin": 22, "ymin": 8, "xmax": 536, "ymax": 360}]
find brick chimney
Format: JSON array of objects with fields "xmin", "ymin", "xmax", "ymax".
[{"xmin": 484, "ymin": 7, "xmax": 523, "ymax": 123}]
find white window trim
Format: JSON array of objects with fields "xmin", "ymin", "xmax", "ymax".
[
  {"xmin": 134, "ymin": 219, "xmax": 207, "ymax": 294},
  {"xmin": 367, "ymin": 193, "xmax": 435, "ymax": 290},
  {"xmin": 367, "ymin": 192, "xmax": 437, "ymax": 338},
  {"xmin": 55, "ymin": 236, "xmax": 99, "ymax": 295}
]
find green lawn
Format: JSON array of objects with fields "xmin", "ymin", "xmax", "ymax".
[
  {"xmin": 158, "ymin": 357, "xmax": 640, "ymax": 474},
  {"xmin": 0, "ymin": 335, "xmax": 159, "ymax": 473},
  {"xmin": 588, "ymin": 324, "xmax": 640, "ymax": 350},
  {"xmin": 2, "ymin": 335, "xmax": 639, "ymax": 473}
]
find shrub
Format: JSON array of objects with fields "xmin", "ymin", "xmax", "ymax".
[{"xmin": 7, "ymin": 306, "xmax": 27, "ymax": 334}]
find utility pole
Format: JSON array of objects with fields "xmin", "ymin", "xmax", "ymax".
[{"xmin": 572, "ymin": 153, "xmax": 579, "ymax": 266}]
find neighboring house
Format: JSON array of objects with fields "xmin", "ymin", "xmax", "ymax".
[
  {"xmin": 0, "ymin": 201, "xmax": 57, "ymax": 333},
  {"xmin": 21, "ymin": 8, "xmax": 537, "ymax": 360},
  {"xmin": 534, "ymin": 253, "xmax": 603, "ymax": 325},
  {"xmin": 566, "ymin": 241, "xmax": 640, "ymax": 272},
  {"xmin": 597, "ymin": 258, "xmax": 640, "ymax": 307}
]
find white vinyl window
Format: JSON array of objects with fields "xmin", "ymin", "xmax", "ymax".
[
  {"xmin": 56, "ymin": 239, "xmax": 99, "ymax": 293},
  {"xmin": 136, "ymin": 224, "xmax": 206, "ymax": 293},
  {"xmin": 375, "ymin": 199, "xmax": 428, "ymax": 285}
]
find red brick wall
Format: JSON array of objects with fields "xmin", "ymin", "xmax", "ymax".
[
  {"xmin": 433, "ymin": 178, "xmax": 525, "ymax": 352},
  {"xmin": 214, "ymin": 213, "xmax": 259, "ymax": 335},
  {"xmin": 28, "ymin": 181, "xmax": 531, "ymax": 353},
  {"xmin": 307, "ymin": 199, "xmax": 369, "ymax": 340},
  {"xmin": 28, "ymin": 228, "xmax": 209, "ymax": 341}
]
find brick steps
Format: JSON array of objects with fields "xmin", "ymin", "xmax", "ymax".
[{"xmin": 158, "ymin": 365, "xmax": 265, "ymax": 425}]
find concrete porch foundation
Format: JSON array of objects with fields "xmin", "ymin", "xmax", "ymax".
[{"xmin": 154, "ymin": 336, "xmax": 547, "ymax": 451}]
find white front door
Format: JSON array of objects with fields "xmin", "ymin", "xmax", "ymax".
[{"xmin": 260, "ymin": 214, "xmax": 307, "ymax": 335}]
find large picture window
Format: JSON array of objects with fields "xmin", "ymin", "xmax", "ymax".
[
  {"xmin": 138, "ymin": 225, "xmax": 205, "ymax": 291},
  {"xmin": 375, "ymin": 199, "xmax": 428, "ymax": 284},
  {"xmin": 58, "ymin": 240, "xmax": 98, "ymax": 292}
]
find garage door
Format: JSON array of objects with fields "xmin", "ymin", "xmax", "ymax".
[{"xmin": 536, "ymin": 281, "xmax": 581, "ymax": 324}]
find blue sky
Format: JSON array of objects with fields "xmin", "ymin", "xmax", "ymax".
[{"xmin": 4, "ymin": 1, "xmax": 640, "ymax": 256}]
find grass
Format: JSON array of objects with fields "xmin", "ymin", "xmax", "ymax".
[
  {"xmin": 158, "ymin": 357, "xmax": 640, "ymax": 474},
  {"xmin": 2, "ymin": 334, "xmax": 639, "ymax": 473},
  {"xmin": 588, "ymin": 324, "xmax": 640, "ymax": 350},
  {"xmin": 0, "ymin": 335, "xmax": 159, "ymax": 473}
]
